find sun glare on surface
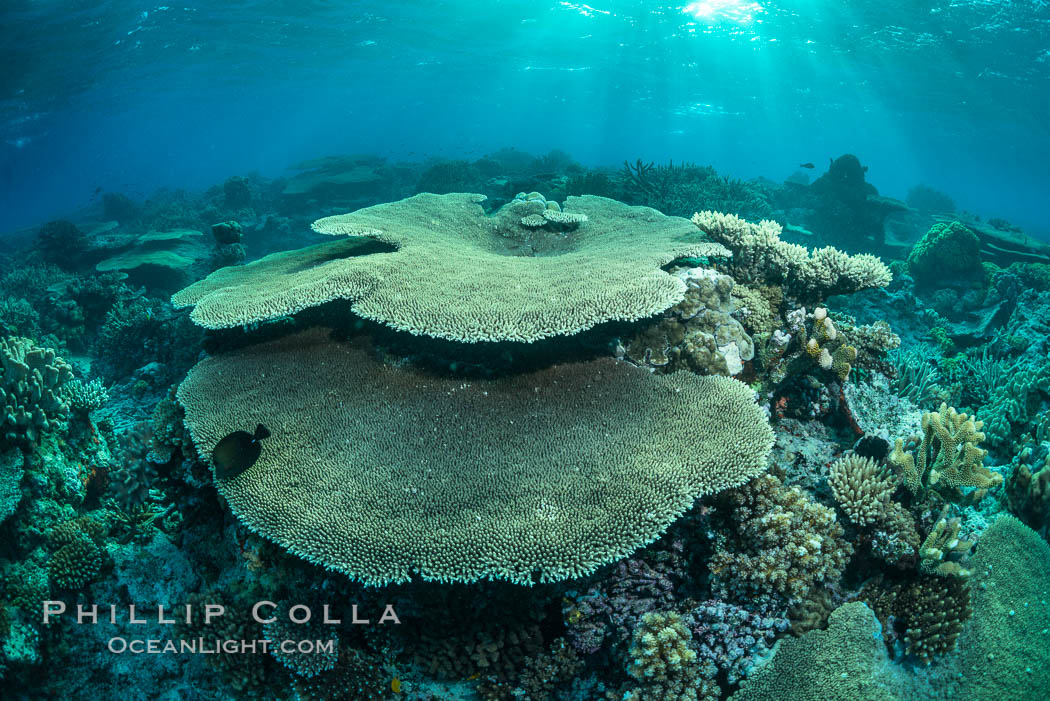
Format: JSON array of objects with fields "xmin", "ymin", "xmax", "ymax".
[{"xmin": 682, "ymin": 0, "xmax": 763, "ymax": 24}]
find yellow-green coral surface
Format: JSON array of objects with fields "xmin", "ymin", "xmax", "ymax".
[
  {"xmin": 172, "ymin": 193, "xmax": 730, "ymax": 342},
  {"xmin": 177, "ymin": 327, "xmax": 773, "ymax": 585}
]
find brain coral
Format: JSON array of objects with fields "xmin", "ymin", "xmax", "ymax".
[
  {"xmin": 177, "ymin": 328, "xmax": 773, "ymax": 585},
  {"xmin": 172, "ymin": 193, "xmax": 730, "ymax": 342}
]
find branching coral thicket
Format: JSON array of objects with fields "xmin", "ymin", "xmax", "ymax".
[
  {"xmin": 691, "ymin": 210, "xmax": 891, "ymax": 300},
  {"xmin": 178, "ymin": 327, "xmax": 773, "ymax": 586},
  {"xmin": 828, "ymin": 455, "xmax": 896, "ymax": 526},
  {"xmin": 873, "ymin": 576, "xmax": 973, "ymax": 664},
  {"xmin": 827, "ymin": 456, "xmax": 921, "ymax": 565},
  {"xmin": 710, "ymin": 473, "xmax": 852, "ymax": 607}
]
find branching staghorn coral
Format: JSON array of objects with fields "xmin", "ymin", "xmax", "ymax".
[
  {"xmin": 691, "ymin": 210, "xmax": 891, "ymax": 300},
  {"xmin": 889, "ymin": 403, "xmax": 1002, "ymax": 502}
]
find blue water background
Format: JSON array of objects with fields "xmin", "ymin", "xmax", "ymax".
[{"xmin": 2, "ymin": 1, "xmax": 1048, "ymax": 236}]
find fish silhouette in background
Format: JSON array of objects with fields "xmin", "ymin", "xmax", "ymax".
[
  {"xmin": 212, "ymin": 424, "xmax": 271, "ymax": 479},
  {"xmin": 799, "ymin": 162, "xmax": 815, "ymax": 169}
]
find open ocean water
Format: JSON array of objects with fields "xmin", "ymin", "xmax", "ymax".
[{"xmin": 1, "ymin": 2, "xmax": 1049, "ymax": 700}]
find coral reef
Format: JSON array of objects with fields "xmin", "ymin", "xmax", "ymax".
[{"xmin": 4, "ymin": 153, "xmax": 1050, "ymax": 701}]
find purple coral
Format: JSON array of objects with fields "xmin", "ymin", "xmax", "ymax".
[
  {"xmin": 563, "ymin": 549, "xmax": 681, "ymax": 656},
  {"xmin": 683, "ymin": 600, "xmax": 789, "ymax": 685}
]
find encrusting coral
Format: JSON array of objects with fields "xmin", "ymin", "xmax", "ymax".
[
  {"xmin": 731, "ymin": 602, "xmax": 896, "ymax": 701},
  {"xmin": 178, "ymin": 327, "xmax": 774, "ymax": 586},
  {"xmin": 690, "ymin": 210, "xmax": 891, "ymax": 300},
  {"xmin": 622, "ymin": 266, "xmax": 755, "ymax": 376},
  {"xmin": 888, "ymin": 403, "xmax": 1002, "ymax": 502},
  {"xmin": 172, "ymin": 193, "xmax": 731, "ymax": 342}
]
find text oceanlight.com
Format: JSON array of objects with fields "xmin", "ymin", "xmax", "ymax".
[{"xmin": 107, "ymin": 637, "xmax": 336, "ymax": 655}]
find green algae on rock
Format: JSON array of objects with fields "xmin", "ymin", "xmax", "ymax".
[{"xmin": 177, "ymin": 327, "xmax": 773, "ymax": 586}]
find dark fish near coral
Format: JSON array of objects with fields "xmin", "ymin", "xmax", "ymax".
[
  {"xmin": 799, "ymin": 162, "xmax": 815, "ymax": 169},
  {"xmin": 212, "ymin": 424, "xmax": 271, "ymax": 479}
]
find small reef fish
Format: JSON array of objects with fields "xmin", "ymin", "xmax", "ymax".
[
  {"xmin": 798, "ymin": 162, "xmax": 815, "ymax": 169},
  {"xmin": 212, "ymin": 424, "xmax": 271, "ymax": 480},
  {"xmin": 391, "ymin": 677, "xmax": 401, "ymax": 693}
]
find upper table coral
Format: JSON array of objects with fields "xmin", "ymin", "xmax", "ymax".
[
  {"xmin": 172, "ymin": 193, "xmax": 730, "ymax": 343},
  {"xmin": 177, "ymin": 327, "xmax": 773, "ymax": 586}
]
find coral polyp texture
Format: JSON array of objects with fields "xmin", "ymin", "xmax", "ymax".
[
  {"xmin": 690, "ymin": 210, "xmax": 892, "ymax": 299},
  {"xmin": 177, "ymin": 327, "xmax": 773, "ymax": 585},
  {"xmin": 172, "ymin": 193, "xmax": 731, "ymax": 342},
  {"xmin": 1, "ymin": 336, "xmax": 74, "ymax": 444}
]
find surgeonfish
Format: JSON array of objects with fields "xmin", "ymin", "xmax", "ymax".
[{"xmin": 212, "ymin": 424, "xmax": 271, "ymax": 480}]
